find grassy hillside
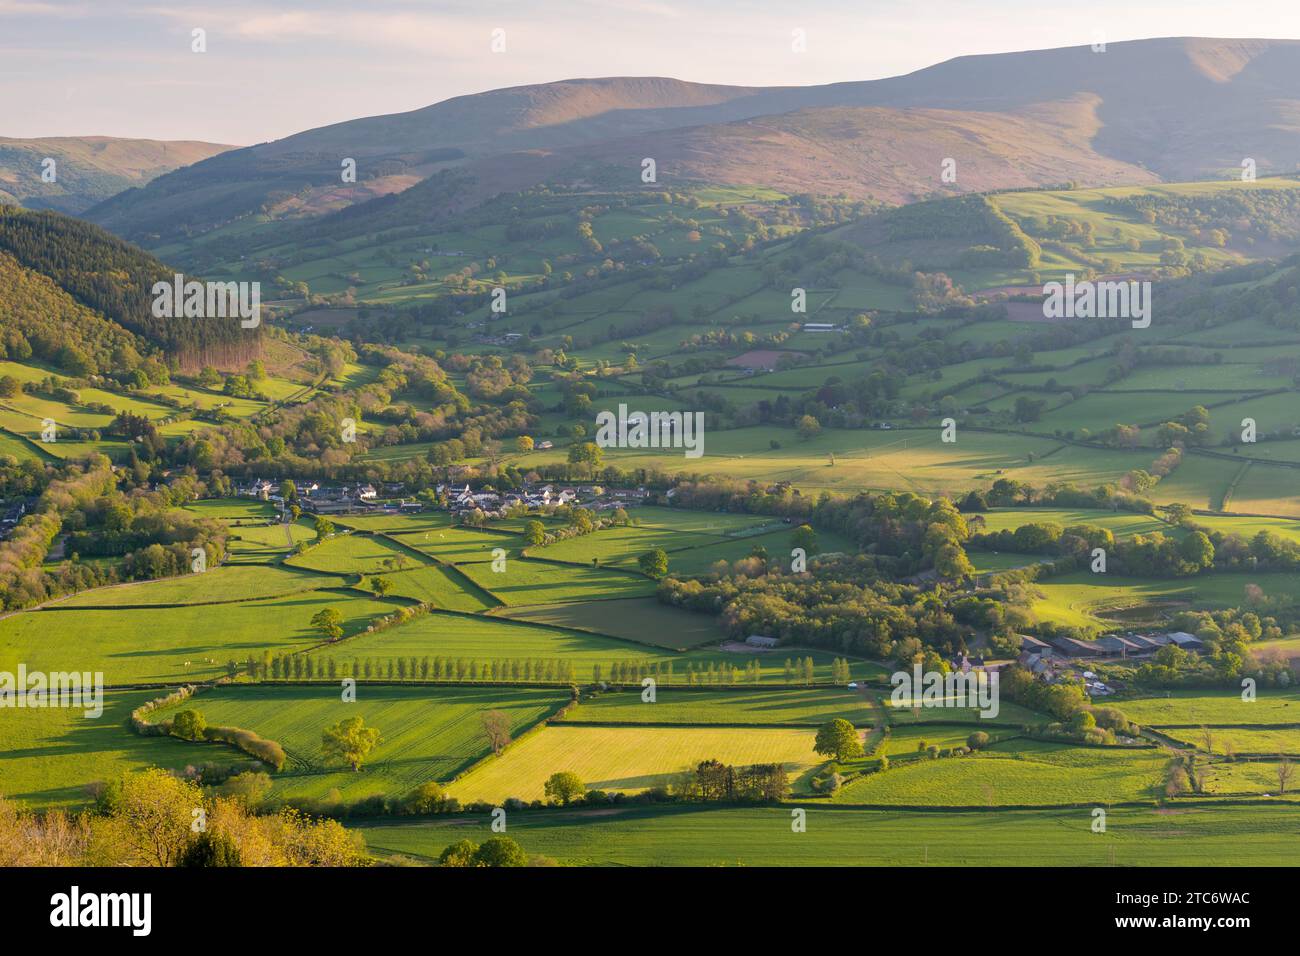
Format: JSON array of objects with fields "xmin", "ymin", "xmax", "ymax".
[
  {"xmin": 88, "ymin": 38, "xmax": 1300, "ymax": 249},
  {"xmin": 0, "ymin": 135, "xmax": 232, "ymax": 214}
]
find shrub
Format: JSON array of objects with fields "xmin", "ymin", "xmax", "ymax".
[
  {"xmin": 403, "ymin": 781, "xmax": 451, "ymax": 815},
  {"xmin": 170, "ymin": 709, "xmax": 207, "ymax": 741},
  {"xmin": 179, "ymin": 831, "xmax": 242, "ymax": 867},
  {"xmin": 203, "ymin": 725, "xmax": 286, "ymax": 771}
]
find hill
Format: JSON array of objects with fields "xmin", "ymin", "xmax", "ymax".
[
  {"xmin": 87, "ymin": 38, "xmax": 1300, "ymax": 248},
  {"xmin": 0, "ymin": 207, "xmax": 259, "ymax": 370},
  {"xmin": 0, "ymin": 136, "xmax": 232, "ymax": 214}
]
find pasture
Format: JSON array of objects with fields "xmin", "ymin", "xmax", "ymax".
[
  {"xmin": 151, "ymin": 684, "xmax": 569, "ymax": 801},
  {"xmin": 304, "ymin": 610, "xmax": 856, "ymax": 683},
  {"xmin": 0, "ymin": 592, "xmax": 396, "ymax": 683},
  {"xmin": 1031, "ymin": 571, "xmax": 1300, "ymax": 629},
  {"xmin": 0, "ymin": 689, "xmax": 213, "ymax": 808},
  {"xmin": 456, "ymin": 559, "xmax": 657, "ymax": 605},
  {"xmin": 1116, "ymin": 689, "xmax": 1300, "ymax": 727},
  {"xmin": 831, "ymin": 740, "xmax": 1168, "ymax": 806},
  {"xmin": 287, "ymin": 533, "xmax": 424, "ymax": 574},
  {"xmin": 494, "ymin": 596, "xmax": 723, "ymax": 649},
  {"xmin": 52, "ymin": 564, "xmax": 347, "ymax": 607}
]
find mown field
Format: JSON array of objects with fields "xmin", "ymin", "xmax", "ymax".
[
  {"xmin": 558, "ymin": 687, "xmax": 879, "ymax": 725},
  {"xmin": 449, "ymin": 724, "xmax": 822, "ymax": 803}
]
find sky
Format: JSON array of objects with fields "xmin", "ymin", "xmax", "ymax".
[{"xmin": 5, "ymin": 0, "xmax": 1300, "ymax": 144}]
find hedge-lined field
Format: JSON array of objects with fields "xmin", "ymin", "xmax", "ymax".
[
  {"xmin": 151, "ymin": 684, "xmax": 568, "ymax": 801},
  {"xmin": 1117, "ymin": 689, "xmax": 1300, "ymax": 727},
  {"xmin": 831, "ymin": 740, "xmax": 1168, "ymax": 806},
  {"xmin": 53, "ymin": 565, "xmax": 347, "ymax": 607},
  {"xmin": 0, "ymin": 689, "xmax": 210, "ymax": 808},
  {"xmin": 0, "ymin": 593, "xmax": 396, "ymax": 683},
  {"xmin": 558, "ymin": 687, "xmax": 879, "ymax": 726},
  {"xmin": 449, "ymin": 724, "xmax": 821, "ymax": 803},
  {"xmin": 457, "ymin": 559, "xmax": 657, "ymax": 605},
  {"xmin": 495, "ymin": 597, "xmax": 723, "ymax": 649}
]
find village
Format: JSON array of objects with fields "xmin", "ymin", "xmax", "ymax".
[{"xmin": 236, "ymin": 475, "xmax": 654, "ymax": 519}]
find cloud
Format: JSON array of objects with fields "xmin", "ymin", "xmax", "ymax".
[{"xmin": 0, "ymin": 0, "xmax": 86, "ymax": 15}]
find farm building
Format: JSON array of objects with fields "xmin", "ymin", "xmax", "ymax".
[
  {"xmin": 1125, "ymin": 635, "xmax": 1167, "ymax": 653},
  {"xmin": 1167, "ymin": 631, "xmax": 1205, "ymax": 650},
  {"xmin": 746, "ymin": 635, "xmax": 779, "ymax": 648},
  {"xmin": 1049, "ymin": 636, "xmax": 1106, "ymax": 657},
  {"xmin": 1096, "ymin": 635, "xmax": 1143, "ymax": 657}
]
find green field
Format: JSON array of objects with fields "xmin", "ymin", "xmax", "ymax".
[
  {"xmin": 457, "ymin": 559, "xmax": 657, "ymax": 605},
  {"xmin": 1032, "ymin": 571, "xmax": 1300, "ymax": 629},
  {"xmin": 287, "ymin": 533, "xmax": 426, "ymax": 574},
  {"xmin": 494, "ymin": 597, "xmax": 724, "ymax": 649},
  {"xmin": 53, "ymin": 565, "xmax": 347, "ymax": 607},
  {"xmin": 356, "ymin": 802, "xmax": 1300, "ymax": 866},
  {"xmin": 0, "ymin": 689, "xmax": 218, "ymax": 808},
  {"xmin": 151, "ymin": 684, "xmax": 569, "ymax": 801},
  {"xmin": 831, "ymin": 740, "xmax": 1168, "ymax": 806},
  {"xmin": 304, "ymin": 610, "xmax": 856, "ymax": 683},
  {"xmin": 0, "ymin": 593, "xmax": 397, "ymax": 683},
  {"xmin": 393, "ymin": 526, "xmax": 520, "ymax": 563},
  {"xmin": 1117, "ymin": 689, "xmax": 1300, "ymax": 727},
  {"xmin": 559, "ymin": 687, "xmax": 879, "ymax": 725}
]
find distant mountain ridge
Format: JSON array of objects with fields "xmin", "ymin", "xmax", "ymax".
[
  {"xmin": 0, "ymin": 136, "xmax": 233, "ymax": 215},
  {"xmin": 85, "ymin": 37, "xmax": 1300, "ymax": 243}
]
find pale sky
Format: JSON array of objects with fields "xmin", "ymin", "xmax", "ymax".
[{"xmin": 5, "ymin": 0, "xmax": 1300, "ymax": 144}]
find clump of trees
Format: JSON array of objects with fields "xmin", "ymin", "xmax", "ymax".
[
  {"xmin": 0, "ymin": 769, "xmax": 365, "ymax": 867},
  {"xmin": 437, "ymin": 836, "xmax": 529, "ymax": 867}
]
